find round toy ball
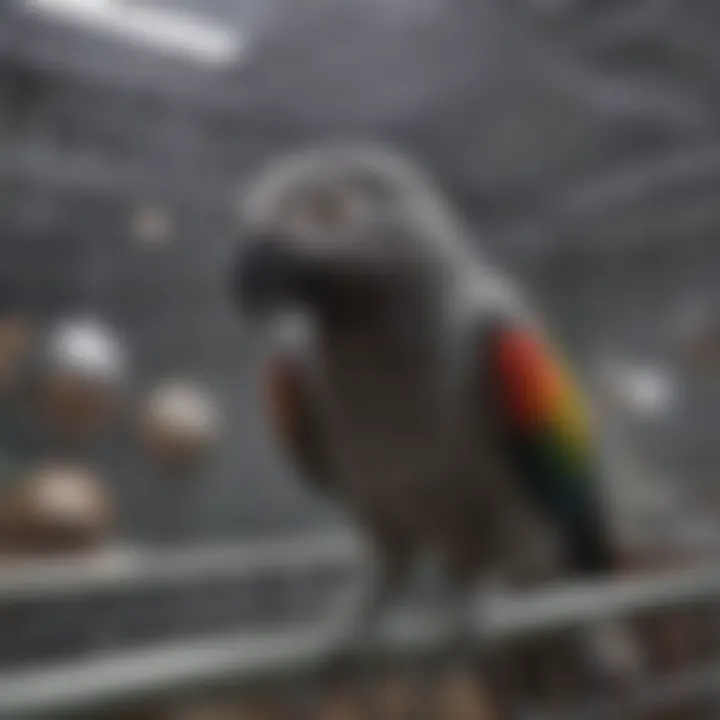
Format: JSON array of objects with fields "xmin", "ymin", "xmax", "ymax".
[
  {"xmin": 140, "ymin": 379, "xmax": 221, "ymax": 476},
  {"xmin": 39, "ymin": 317, "xmax": 129, "ymax": 445},
  {"xmin": 4, "ymin": 462, "xmax": 114, "ymax": 556}
]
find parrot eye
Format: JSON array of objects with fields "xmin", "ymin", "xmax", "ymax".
[
  {"xmin": 311, "ymin": 190, "xmax": 353, "ymax": 227},
  {"xmin": 289, "ymin": 188, "xmax": 369, "ymax": 237}
]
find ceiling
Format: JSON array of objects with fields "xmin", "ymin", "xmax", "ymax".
[{"xmin": 3, "ymin": 0, "xmax": 720, "ymax": 251}]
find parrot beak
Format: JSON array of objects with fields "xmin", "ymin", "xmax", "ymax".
[{"xmin": 231, "ymin": 232, "xmax": 312, "ymax": 318}]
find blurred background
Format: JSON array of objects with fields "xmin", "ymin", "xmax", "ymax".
[{"xmin": 0, "ymin": 0, "xmax": 720, "ymax": 717}]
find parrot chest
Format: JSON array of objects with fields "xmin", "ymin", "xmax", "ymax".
[{"xmin": 316, "ymin": 333, "xmax": 462, "ymax": 533}]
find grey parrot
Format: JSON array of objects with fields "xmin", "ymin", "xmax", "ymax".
[{"xmin": 231, "ymin": 143, "xmax": 640, "ymax": 693}]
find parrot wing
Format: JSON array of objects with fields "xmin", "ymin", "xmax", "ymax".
[
  {"xmin": 472, "ymin": 315, "xmax": 617, "ymax": 575},
  {"xmin": 263, "ymin": 344, "xmax": 334, "ymax": 495}
]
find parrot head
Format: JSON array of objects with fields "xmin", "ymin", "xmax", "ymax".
[{"xmin": 232, "ymin": 143, "xmax": 465, "ymax": 320}]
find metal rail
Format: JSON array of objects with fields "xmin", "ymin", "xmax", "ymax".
[
  {"xmin": 0, "ymin": 534, "xmax": 359, "ymax": 603},
  {"xmin": 482, "ymin": 563, "xmax": 720, "ymax": 642},
  {"xmin": 0, "ymin": 623, "xmax": 344, "ymax": 718},
  {"xmin": 3, "ymin": 565, "xmax": 720, "ymax": 717},
  {"xmin": 0, "ymin": 529, "xmax": 715, "ymax": 607}
]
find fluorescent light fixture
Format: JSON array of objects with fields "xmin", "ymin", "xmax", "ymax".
[{"xmin": 22, "ymin": 0, "xmax": 245, "ymax": 66}]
